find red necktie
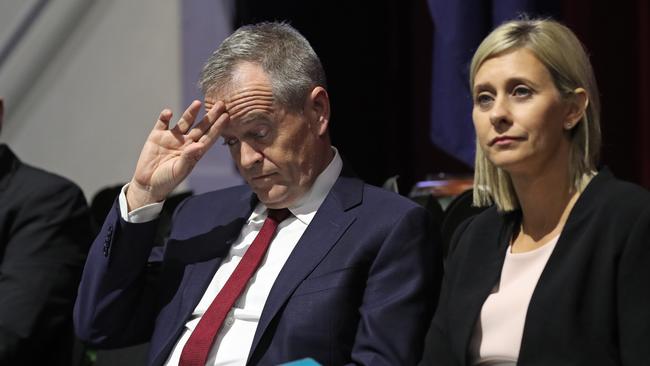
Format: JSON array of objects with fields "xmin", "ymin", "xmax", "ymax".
[{"xmin": 179, "ymin": 208, "xmax": 291, "ymax": 366}]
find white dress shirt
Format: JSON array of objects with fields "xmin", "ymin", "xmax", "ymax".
[{"xmin": 118, "ymin": 149, "xmax": 342, "ymax": 365}]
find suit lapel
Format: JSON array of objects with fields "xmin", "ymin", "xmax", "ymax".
[{"xmin": 248, "ymin": 175, "xmax": 363, "ymax": 358}]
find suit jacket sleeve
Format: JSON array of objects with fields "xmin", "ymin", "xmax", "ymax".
[
  {"xmin": 350, "ymin": 205, "xmax": 441, "ymax": 365},
  {"xmin": 0, "ymin": 176, "xmax": 92, "ymax": 361},
  {"xmin": 74, "ymin": 198, "xmax": 167, "ymax": 348}
]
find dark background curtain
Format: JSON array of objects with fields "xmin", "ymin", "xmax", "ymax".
[
  {"xmin": 234, "ymin": 0, "xmax": 650, "ymax": 193},
  {"xmin": 564, "ymin": 0, "xmax": 650, "ymax": 190}
]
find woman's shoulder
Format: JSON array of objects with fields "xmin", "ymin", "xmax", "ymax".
[
  {"xmin": 446, "ymin": 206, "xmax": 512, "ymax": 259},
  {"xmin": 461, "ymin": 205, "xmax": 515, "ymax": 234},
  {"xmin": 581, "ymin": 168, "xmax": 650, "ymax": 213}
]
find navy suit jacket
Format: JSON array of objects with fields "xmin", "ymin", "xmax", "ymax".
[{"xmin": 74, "ymin": 172, "xmax": 441, "ymax": 365}]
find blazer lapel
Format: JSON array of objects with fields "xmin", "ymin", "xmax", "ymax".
[
  {"xmin": 450, "ymin": 213, "xmax": 515, "ymax": 364},
  {"xmin": 247, "ymin": 175, "xmax": 363, "ymax": 358}
]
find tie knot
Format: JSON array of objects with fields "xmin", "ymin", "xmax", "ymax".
[{"xmin": 267, "ymin": 208, "xmax": 291, "ymax": 223}]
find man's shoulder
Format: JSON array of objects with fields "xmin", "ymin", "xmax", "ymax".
[
  {"xmin": 4, "ymin": 152, "xmax": 84, "ymax": 201},
  {"xmin": 201, "ymin": 184, "xmax": 252, "ymax": 197},
  {"xmin": 362, "ymin": 183, "xmax": 419, "ymax": 207},
  {"xmin": 328, "ymin": 175, "xmax": 423, "ymax": 212},
  {"xmin": 348, "ymin": 181, "xmax": 430, "ymax": 223},
  {"xmin": 174, "ymin": 184, "xmax": 253, "ymax": 213},
  {"xmin": 0, "ymin": 150, "xmax": 88, "ymax": 231}
]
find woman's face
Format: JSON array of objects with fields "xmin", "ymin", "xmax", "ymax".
[{"xmin": 472, "ymin": 48, "xmax": 576, "ymax": 177}]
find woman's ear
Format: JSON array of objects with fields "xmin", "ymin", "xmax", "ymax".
[
  {"xmin": 564, "ymin": 88, "xmax": 588, "ymax": 130},
  {"xmin": 306, "ymin": 86, "xmax": 330, "ymax": 136}
]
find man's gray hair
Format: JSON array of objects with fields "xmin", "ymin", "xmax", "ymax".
[{"xmin": 199, "ymin": 22, "xmax": 327, "ymax": 111}]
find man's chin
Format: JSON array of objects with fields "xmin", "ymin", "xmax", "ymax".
[{"xmin": 253, "ymin": 187, "xmax": 292, "ymax": 208}]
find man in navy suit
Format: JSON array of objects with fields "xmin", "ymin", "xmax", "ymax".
[{"xmin": 74, "ymin": 22, "xmax": 440, "ymax": 365}]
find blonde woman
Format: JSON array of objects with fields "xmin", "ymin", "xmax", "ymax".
[{"xmin": 423, "ymin": 19, "xmax": 650, "ymax": 365}]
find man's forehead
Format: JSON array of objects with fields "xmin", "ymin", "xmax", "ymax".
[
  {"xmin": 208, "ymin": 62, "xmax": 270, "ymax": 96},
  {"xmin": 211, "ymin": 83, "xmax": 273, "ymax": 103},
  {"xmin": 205, "ymin": 82, "xmax": 277, "ymax": 123}
]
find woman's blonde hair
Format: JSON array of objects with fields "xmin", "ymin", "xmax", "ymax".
[{"xmin": 470, "ymin": 18, "xmax": 601, "ymax": 211}]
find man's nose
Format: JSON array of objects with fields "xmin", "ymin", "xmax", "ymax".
[{"xmin": 239, "ymin": 141, "xmax": 263, "ymax": 168}]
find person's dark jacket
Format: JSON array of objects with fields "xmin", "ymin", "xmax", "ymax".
[
  {"xmin": 0, "ymin": 144, "xmax": 92, "ymax": 365},
  {"xmin": 423, "ymin": 169, "xmax": 650, "ymax": 365}
]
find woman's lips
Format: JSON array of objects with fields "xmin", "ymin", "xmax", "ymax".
[{"xmin": 489, "ymin": 135, "xmax": 525, "ymax": 146}]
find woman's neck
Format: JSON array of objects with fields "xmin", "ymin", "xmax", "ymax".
[{"xmin": 509, "ymin": 166, "xmax": 580, "ymax": 253}]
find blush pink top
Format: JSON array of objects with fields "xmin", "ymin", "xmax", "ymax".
[{"xmin": 468, "ymin": 234, "xmax": 560, "ymax": 365}]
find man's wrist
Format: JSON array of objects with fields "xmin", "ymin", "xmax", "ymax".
[
  {"xmin": 119, "ymin": 183, "xmax": 164, "ymax": 223},
  {"xmin": 125, "ymin": 181, "xmax": 165, "ymax": 211}
]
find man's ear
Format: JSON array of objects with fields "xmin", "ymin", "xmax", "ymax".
[
  {"xmin": 564, "ymin": 88, "xmax": 588, "ymax": 130},
  {"xmin": 306, "ymin": 86, "xmax": 330, "ymax": 136}
]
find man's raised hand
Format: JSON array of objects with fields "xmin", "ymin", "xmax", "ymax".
[{"xmin": 126, "ymin": 100, "xmax": 228, "ymax": 210}]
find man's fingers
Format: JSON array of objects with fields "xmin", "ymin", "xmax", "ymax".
[
  {"xmin": 178, "ymin": 102, "xmax": 229, "ymax": 170},
  {"xmin": 205, "ymin": 100, "xmax": 227, "ymax": 123},
  {"xmin": 199, "ymin": 110, "xmax": 230, "ymax": 146},
  {"xmin": 187, "ymin": 101, "xmax": 227, "ymax": 141},
  {"xmin": 172, "ymin": 100, "xmax": 202, "ymax": 134},
  {"xmin": 153, "ymin": 109, "xmax": 173, "ymax": 131}
]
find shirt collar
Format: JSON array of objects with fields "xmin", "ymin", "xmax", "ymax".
[{"xmin": 249, "ymin": 147, "xmax": 342, "ymax": 226}]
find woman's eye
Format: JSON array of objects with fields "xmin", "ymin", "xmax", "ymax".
[
  {"xmin": 513, "ymin": 86, "xmax": 532, "ymax": 97},
  {"xmin": 475, "ymin": 94, "xmax": 493, "ymax": 107}
]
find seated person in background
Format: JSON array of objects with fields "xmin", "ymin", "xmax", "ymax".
[
  {"xmin": 0, "ymin": 97, "xmax": 93, "ymax": 365},
  {"xmin": 75, "ymin": 22, "xmax": 440, "ymax": 365},
  {"xmin": 422, "ymin": 18, "xmax": 650, "ymax": 365}
]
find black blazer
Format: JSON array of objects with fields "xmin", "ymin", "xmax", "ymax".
[
  {"xmin": 0, "ymin": 144, "xmax": 92, "ymax": 365},
  {"xmin": 422, "ymin": 169, "xmax": 650, "ymax": 365}
]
